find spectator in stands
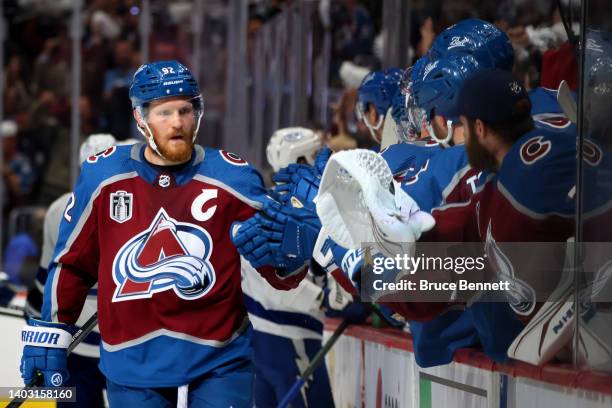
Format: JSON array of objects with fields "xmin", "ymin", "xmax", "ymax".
[
  {"xmin": 39, "ymin": 95, "xmax": 100, "ymax": 202},
  {"xmin": 2, "ymin": 121, "xmax": 35, "ymax": 213},
  {"xmin": 103, "ymin": 40, "xmax": 136, "ymax": 99},
  {"xmin": 4, "ymin": 55, "xmax": 32, "ymax": 118},
  {"xmin": 32, "ymin": 38, "xmax": 70, "ymax": 100}
]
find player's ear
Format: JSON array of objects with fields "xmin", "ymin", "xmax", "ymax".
[{"xmin": 475, "ymin": 118, "xmax": 486, "ymax": 140}]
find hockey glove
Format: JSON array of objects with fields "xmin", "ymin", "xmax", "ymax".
[
  {"xmin": 323, "ymin": 279, "xmax": 369, "ymax": 324},
  {"xmin": 371, "ymin": 303, "xmax": 407, "ymax": 329},
  {"xmin": 314, "ymin": 147, "xmax": 332, "ymax": 175},
  {"xmin": 231, "ymin": 218, "xmax": 306, "ymax": 276},
  {"xmin": 272, "ymin": 164, "xmax": 320, "ymax": 209},
  {"xmin": 272, "ymin": 163, "xmax": 318, "ymax": 185},
  {"xmin": 21, "ymin": 318, "xmax": 71, "ymax": 387},
  {"xmin": 257, "ymin": 201, "xmax": 321, "ymax": 263},
  {"xmin": 312, "ymin": 232, "xmax": 339, "ymax": 275}
]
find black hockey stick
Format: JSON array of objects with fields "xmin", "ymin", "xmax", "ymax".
[
  {"xmin": 278, "ymin": 246, "xmax": 401, "ymax": 408},
  {"xmin": 556, "ymin": 0, "xmax": 579, "ymax": 62},
  {"xmin": 275, "ymin": 300, "xmax": 399, "ymax": 408},
  {"xmin": 276, "ymin": 317, "xmax": 351, "ymax": 408},
  {"xmin": 7, "ymin": 312, "xmax": 98, "ymax": 408}
]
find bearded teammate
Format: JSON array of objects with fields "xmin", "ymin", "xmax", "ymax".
[
  {"xmin": 20, "ymin": 60, "xmax": 307, "ymax": 407},
  {"xmin": 379, "ymin": 68, "xmax": 576, "ymax": 325}
]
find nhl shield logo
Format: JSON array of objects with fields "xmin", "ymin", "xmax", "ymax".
[
  {"xmin": 158, "ymin": 174, "xmax": 171, "ymax": 188},
  {"xmin": 110, "ymin": 191, "xmax": 133, "ymax": 223}
]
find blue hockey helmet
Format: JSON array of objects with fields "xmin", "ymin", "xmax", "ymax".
[
  {"xmin": 411, "ymin": 54, "xmax": 484, "ymax": 144},
  {"xmin": 356, "ymin": 68, "xmax": 404, "ymax": 142},
  {"xmin": 129, "ymin": 60, "xmax": 202, "ymax": 108},
  {"xmin": 129, "ymin": 60, "xmax": 204, "ymax": 154},
  {"xmin": 429, "ymin": 18, "xmax": 514, "ymax": 72}
]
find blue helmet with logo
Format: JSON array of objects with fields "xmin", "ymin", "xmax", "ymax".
[
  {"xmin": 129, "ymin": 60, "xmax": 204, "ymax": 154},
  {"xmin": 356, "ymin": 68, "xmax": 403, "ymax": 142},
  {"xmin": 429, "ymin": 18, "xmax": 514, "ymax": 71},
  {"xmin": 129, "ymin": 60, "xmax": 201, "ymax": 108},
  {"xmin": 412, "ymin": 54, "xmax": 485, "ymax": 122},
  {"xmin": 411, "ymin": 54, "xmax": 485, "ymax": 144}
]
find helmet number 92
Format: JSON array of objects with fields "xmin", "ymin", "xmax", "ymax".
[{"xmin": 161, "ymin": 67, "xmax": 176, "ymax": 75}]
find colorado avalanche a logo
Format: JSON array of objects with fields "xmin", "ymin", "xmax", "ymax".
[{"xmin": 112, "ymin": 208, "xmax": 215, "ymax": 302}]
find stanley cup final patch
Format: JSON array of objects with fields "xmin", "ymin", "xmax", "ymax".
[{"xmin": 110, "ymin": 190, "xmax": 133, "ymax": 223}]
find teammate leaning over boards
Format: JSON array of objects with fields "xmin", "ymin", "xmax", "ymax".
[
  {"xmin": 318, "ymin": 68, "xmax": 575, "ymax": 339},
  {"xmin": 20, "ymin": 60, "xmax": 308, "ymax": 407},
  {"xmin": 322, "ymin": 19, "xmax": 576, "ymax": 367}
]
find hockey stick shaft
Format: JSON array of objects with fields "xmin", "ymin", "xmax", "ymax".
[
  {"xmin": 7, "ymin": 312, "xmax": 98, "ymax": 408},
  {"xmin": 276, "ymin": 318, "xmax": 351, "ymax": 408},
  {"xmin": 277, "ymin": 248, "xmax": 399, "ymax": 407}
]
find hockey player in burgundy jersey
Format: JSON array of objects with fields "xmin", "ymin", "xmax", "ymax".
[
  {"xmin": 20, "ymin": 60, "xmax": 307, "ymax": 407},
  {"xmin": 416, "ymin": 69, "xmax": 575, "ymax": 314}
]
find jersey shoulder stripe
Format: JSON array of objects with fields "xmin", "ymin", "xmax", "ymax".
[
  {"xmin": 197, "ymin": 148, "xmax": 269, "ymax": 209},
  {"xmin": 497, "ymin": 128, "xmax": 575, "ymax": 217}
]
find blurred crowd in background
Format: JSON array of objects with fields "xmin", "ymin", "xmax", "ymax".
[{"xmin": 1, "ymin": 0, "xmax": 579, "ymax": 291}]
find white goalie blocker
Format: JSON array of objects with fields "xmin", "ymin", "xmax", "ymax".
[{"xmin": 314, "ymin": 149, "xmax": 435, "ymax": 258}]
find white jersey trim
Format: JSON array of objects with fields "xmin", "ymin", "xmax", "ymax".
[
  {"xmin": 248, "ymin": 314, "xmax": 323, "ymax": 340},
  {"xmin": 496, "ymin": 181, "xmax": 574, "ymax": 220},
  {"xmin": 101, "ymin": 316, "xmax": 249, "ymax": 352},
  {"xmin": 440, "ymin": 164, "xmax": 472, "ymax": 205}
]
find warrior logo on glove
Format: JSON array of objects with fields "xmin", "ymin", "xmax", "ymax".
[{"xmin": 112, "ymin": 208, "xmax": 216, "ymax": 302}]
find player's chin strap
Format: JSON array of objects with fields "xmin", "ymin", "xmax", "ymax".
[
  {"xmin": 425, "ymin": 118, "xmax": 453, "ymax": 146},
  {"xmin": 135, "ymin": 109, "xmax": 166, "ymax": 159},
  {"xmin": 363, "ymin": 114, "xmax": 384, "ymax": 144}
]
